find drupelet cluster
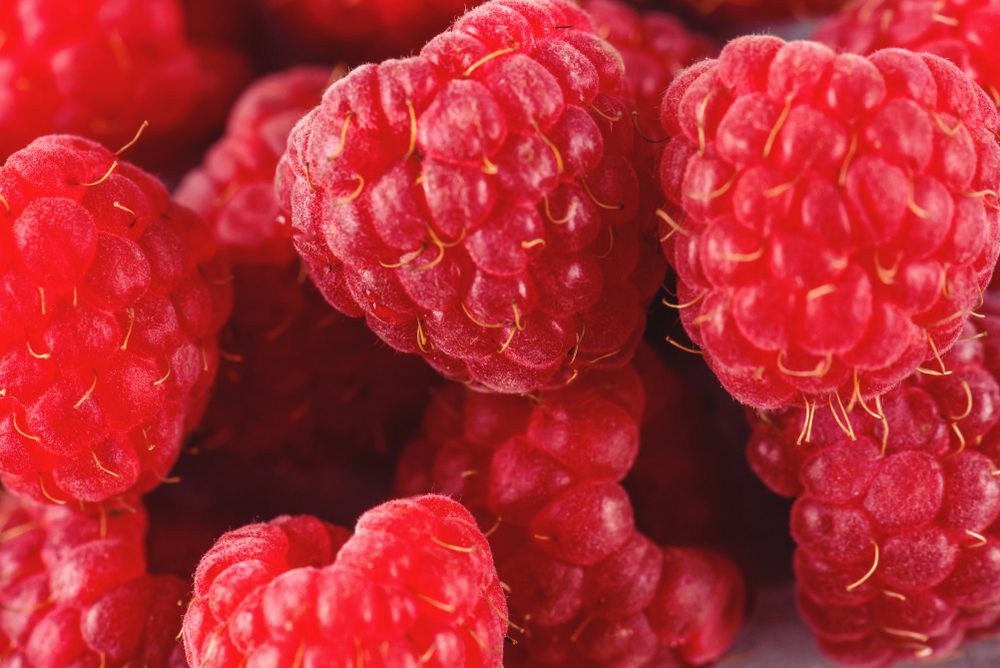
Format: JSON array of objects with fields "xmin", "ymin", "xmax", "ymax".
[
  {"xmin": 397, "ymin": 364, "xmax": 745, "ymax": 666},
  {"xmin": 0, "ymin": 135, "xmax": 231, "ymax": 505},
  {"xmin": 183, "ymin": 495, "xmax": 508, "ymax": 667},
  {"xmin": 659, "ymin": 35, "xmax": 1000, "ymax": 409},
  {"xmin": 278, "ymin": 0, "xmax": 665, "ymax": 394}
]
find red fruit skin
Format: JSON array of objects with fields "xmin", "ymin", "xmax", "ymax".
[
  {"xmin": 659, "ymin": 35, "xmax": 1000, "ymax": 409},
  {"xmin": 183, "ymin": 495, "xmax": 508, "ymax": 668},
  {"xmin": 396, "ymin": 362, "xmax": 746, "ymax": 666},
  {"xmin": 581, "ymin": 0, "xmax": 715, "ymax": 133},
  {"xmin": 0, "ymin": 493, "xmax": 187, "ymax": 667},
  {"xmin": 0, "ymin": 135, "xmax": 231, "ymax": 505},
  {"xmin": 178, "ymin": 66, "xmax": 435, "ymax": 455},
  {"xmin": 748, "ymin": 302, "xmax": 1000, "ymax": 666},
  {"xmin": 264, "ymin": 0, "xmax": 477, "ymax": 61},
  {"xmin": 0, "ymin": 0, "xmax": 250, "ymax": 169},
  {"xmin": 817, "ymin": 0, "xmax": 1000, "ymax": 108},
  {"xmin": 278, "ymin": 0, "xmax": 665, "ymax": 395}
]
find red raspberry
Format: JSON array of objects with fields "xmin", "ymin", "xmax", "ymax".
[
  {"xmin": 182, "ymin": 495, "xmax": 508, "ymax": 667},
  {"xmin": 674, "ymin": 0, "xmax": 846, "ymax": 20},
  {"xmin": 817, "ymin": 0, "xmax": 1000, "ymax": 108},
  {"xmin": 747, "ymin": 306, "xmax": 1000, "ymax": 666},
  {"xmin": 265, "ymin": 0, "xmax": 477, "ymax": 61},
  {"xmin": 0, "ymin": 0, "xmax": 249, "ymax": 168},
  {"xmin": 396, "ymin": 364, "xmax": 746, "ymax": 666},
  {"xmin": 0, "ymin": 135, "xmax": 231, "ymax": 505},
  {"xmin": 278, "ymin": 0, "xmax": 665, "ymax": 394},
  {"xmin": 0, "ymin": 493, "xmax": 187, "ymax": 667},
  {"xmin": 178, "ymin": 67, "xmax": 434, "ymax": 455},
  {"xmin": 658, "ymin": 36, "xmax": 1000, "ymax": 410},
  {"xmin": 581, "ymin": 0, "xmax": 715, "ymax": 133}
]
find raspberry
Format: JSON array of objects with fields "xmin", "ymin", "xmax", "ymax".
[
  {"xmin": 747, "ymin": 305, "xmax": 1000, "ymax": 665},
  {"xmin": 658, "ymin": 36, "xmax": 1000, "ymax": 409},
  {"xmin": 0, "ymin": 135, "xmax": 231, "ymax": 505},
  {"xmin": 265, "ymin": 0, "xmax": 477, "ymax": 61},
  {"xmin": 816, "ymin": 0, "xmax": 1000, "ymax": 110},
  {"xmin": 674, "ymin": 0, "xmax": 846, "ymax": 20},
  {"xmin": 396, "ymin": 362, "xmax": 746, "ymax": 666},
  {"xmin": 580, "ymin": 0, "xmax": 715, "ymax": 133},
  {"xmin": 178, "ymin": 66, "xmax": 434, "ymax": 455},
  {"xmin": 0, "ymin": 493, "xmax": 187, "ymax": 666},
  {"xmin": 182, "ymin": 495, "xmax": 508, "ymax": 667},
  {"xmin": 0, "ymin": 0, "xmax": 249, "ymax": 169},
  {"xmin": 278, "ymin": 0, "xmax": 665, "ymax": 394}
]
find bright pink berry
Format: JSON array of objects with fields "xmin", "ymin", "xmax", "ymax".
[
  {"xmin": 0, "ymin": 135, "xmax": 231, "ymax": 505},
  {"xmin": 0, "ymin": 493, "xmax": 187, "ymax": 667},
  {"xmin": 581, "ymin": 0, "xmax": 715, "ymax": 132},
  {"xmin": 265, "ymin": 0, "xmax": 478, "ymax": 61},
  {"xmin": 397, "ymin": 362, "xmax": 746, "ymax": 666},
  {"xmin": 747, "ymin": 303, "xmax": 1000, "ymax": 666},
  {"xmin": 659, "ymin": 35, "xmax": 1000, "ymax": 409},
  {"xmin": 183, "ymin": 495, "xmax": 508, "ymax": 667},
  {"xmin": 817, "ymin": 0, "xmax": 1000, "ymax": 108},
  {"xmin": 278, "ymin": 0, "xmax": 665, "ymax": 394},
  {"xmin": 0, "ymin": 0, "xmax": 250, "ymax": 168}
]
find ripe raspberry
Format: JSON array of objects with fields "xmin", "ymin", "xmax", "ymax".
[
  {"xmin": 0, "ymin": 0, "xmax": 249, "ymax": 168},
  {"xmin": 0, "ymin": 135, "xmax": 231, "ymax": 505},
  {"xmin": 396, "ymin": 363, "xmax": 746, "ymax": 666},
  {"xmin": 178, "ymin": 66, "xmax": 434, "ymax": 455},
  {"xmin": 0, "ymin": 493, "xmax": 187, "ymax": 667},
  {"xmin": 747, "ymin": 306, "xmax": 1000, "ymax": 666},
  {"xmin": 658, "ymin": 36, "xmax": 1000, "ymax": 409},
  {"xmin": 816, "ymin": 0, "xmax": 1000, "ymax": 107},
  {"xmin": 183, "ymin": 495, "xmax": 508, "ymax": 667},
  {"xmin": 278, "ymin": 0, "xmax": 665, "ymax": 394},
  {"xmin": 580, "ymin": 0, "xmax": 715, "ymax": 133},
  {"xmin": 265, "ymin": 0, "xmax": 477, "ymax": 61}
]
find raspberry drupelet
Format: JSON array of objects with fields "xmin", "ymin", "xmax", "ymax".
[
  {"xmin": 817, "ymin": 0, "xmax": 1000, "ymax": 108},
  {"xmin": 182, "ymin": 495, "xmax": 508, "ymax": 667},
  {"xmin": 396, "ymin": 364, "xmax": 746, "ymax": 666},
  {"xmin": 0, "ymin": 135, "xmax": 231, "ymax": 506},
  {"xmin": 278, "ymin": 0, "xmax": 665, "ymax": 395},
  {"xmin": 658, "ymin": 36, "xmax": 1000, "ymax": 410},
  {"xmin": 0, "ymin": 0, "xmax": 249, "ymax": 167},
  {"xmin": 0, "ymin": 493, "xmax": 187, "ymax": 667},
  {"xmin": 748, "ymin": 300, "xmax": 1000, "ymax": 666}
]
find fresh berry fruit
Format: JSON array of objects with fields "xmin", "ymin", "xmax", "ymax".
[
  {"xmin": 278, "ymin": 0, "xmax": 665, "ymax": 394},
  {"xmin": 183, "ymin": 495, "xmax": 507, "ymax": 667},
  {"xmin": 0, "ymin": 0, "xmax": 249, "ymax": 168},
  {"xmin": 581, "ymin": 0, "xmax": 715, "ymax": 134},
  {"xmin": 397, "ymin": 364, "xmax": 746, "ymax": 666},
  {"xmin": 178, "ymin": 66, "xmax": 434, "ymax": 455},
  {"xmin": 658, "ymin": 36, "xmax": 1000, "ymax": 409},
  {"xmin": 264, "ymin": 0, "xmax": 477, "ymax": 62},
  {"xmin": 748, "ymin": 305, "xmax": 1000, "ymax": 666},
  {"xmin": 816, "ymin": 0, "xmax": 1000, "ymax": 107},
  {"xmin": 0, "ymin": 135, "xmax": 231, "ymax": 505},
  {"xmin": 674, "ymin": 0, "xmax": 846, "ymax": 20},
  {"xmin": 0, "ymin": 493, "xmax": 187, "ymax": 667}
]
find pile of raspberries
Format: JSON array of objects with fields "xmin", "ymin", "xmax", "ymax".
[{"xmin": 4, "ymin": 0, "xmax": 1000, "ymax": 666}]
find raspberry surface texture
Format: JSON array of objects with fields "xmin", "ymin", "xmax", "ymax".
[
  {"xmin": 265, "ymin": 0, "xmax": 478, "ymax": 61},
  {"xmin": 278, "ymin": 0, "xmax": 665, "ymax": 394},
  {"xmin": 816, "ymin": 0, "xmax": 1000, "ymax": 107},
  {"xmin": 396, "ymin": 363, "xmax": 746, "ymax": 666},
  {"xmin": 179, "ymin": 66, "xmax": 434, "ymax": 455},
  {"xmin": 747, "ymin": 301, "xmax": 1000, "ymax": 666},
  {"xmin": 0, "ymin": 0, "xmax": 249, "ymax": 167},
  {"xmin": 581, "ymin": 0, "xmax": 715, "ymax": 133},
  {"xmin": 0, "ymin": 135, "xmax": 230, "ymax": 505},
  {"xmin": 0, "ymin": 493, "xmax": 187, "ymax": 667},
  {"xmin": 182, "ymin": 495, "xmax": 507, "ymax": 667},
  {"xmin": 659, "ymin": 36, "xmax": 1000, "ymax": 409}
]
